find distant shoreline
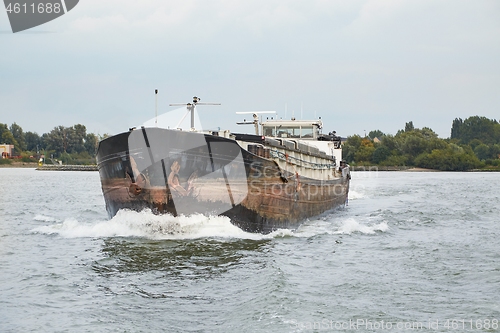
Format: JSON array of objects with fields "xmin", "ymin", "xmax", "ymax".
[
  {"xmin": 1, "ymin": 162, "xmax": 497, "ymax": 172},
  {"xmin": 351, "ymin": 166, "xmax": 434, "ymax": 172},
  {"xmin": 0, "ymin": 161, "xmax": 39, "ymax": 168},
  {"xmin": 351, "ymin": 166, "xmax": 500, "ymax": 172},
  {"xmin": 0, "ymin": 162, "xmax": 98, "ymax": 171},
  {"xmin": 37, "ymin": 165, "xmax": 98, "ymax": 171}
]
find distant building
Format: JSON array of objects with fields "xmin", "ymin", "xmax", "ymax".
[
  {"xmin": 0, "ymin": 144, "xmax": 14, "ymax": 158},
  {"xmin": 373, "ymin": 137, "xmax": 381, "ymax": 143}
]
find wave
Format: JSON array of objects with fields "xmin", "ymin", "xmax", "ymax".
[
  {"xmin": 31, "ymin": 209, "xmax": 292, "ymax": 241},
  {"xmin": 33, "ymin": 214, "xmax": 59, "ymax": 223},
  {"xmin": 347, "ymin": 190, "xmax": 365, "ymax": 200},
  {"xmin": 32, "ymin": 210, "xmax": 387, "ymax": 240},
  {"xmin": 272, "ymin": 214, "xmax": 389, "ymax": 238},
  {"xmin": 334, "ymin": 218, "xmax": 389, "ymax": 235}
]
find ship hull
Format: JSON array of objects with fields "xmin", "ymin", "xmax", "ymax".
[{"xmin": 96, "ymin": 128, "xmax": 349, "ymax": 233}]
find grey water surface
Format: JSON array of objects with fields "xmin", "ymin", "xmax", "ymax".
[{"xmin": 1, "ymin": 168, "xmax": 499, "ymax": 332}]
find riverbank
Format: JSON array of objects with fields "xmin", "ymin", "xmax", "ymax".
[
  {"xmin": 36, "ymin": 165, "xmax": 98, "ymax": 171},
  {"xmin": 0, "ymin": 162, "xmax": 98, "ymax": 171},
  {"xmin": 351, "ymin": 166, "xmax": 440, "ymax": 172},
  {"xmin": 0, "ymin": 161, "xmax": 38, "ymax": 168},
  {"xmin": 351, "ymin": 165, "xmax": 500, "ymax": 172}
]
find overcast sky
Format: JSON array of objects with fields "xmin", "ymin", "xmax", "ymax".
[{"xmin": 1, "ymin": 0, "xmax": 499, "ymax": 138}]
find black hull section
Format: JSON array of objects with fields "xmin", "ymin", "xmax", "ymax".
[{"xmin": 96, "ymin": 128, "xmax": 349, "ymax": 234}]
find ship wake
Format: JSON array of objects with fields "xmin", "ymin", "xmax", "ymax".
[
  {"xmin": 33, "ymin": 209, "xmax": 282, "ymax": 240},
  {"xmin": 32, "ymin": 210, "xmax": 388, "ymax": 240}
]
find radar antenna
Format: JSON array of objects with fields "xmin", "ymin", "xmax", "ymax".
[{"xmin": 170, "ymin": 96, "xmax": 221, "ymax": 130}]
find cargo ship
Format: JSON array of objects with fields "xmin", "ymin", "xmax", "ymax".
[{"xmin": 96, "ymin": 96, "xmax": 350, "ymax": 233}]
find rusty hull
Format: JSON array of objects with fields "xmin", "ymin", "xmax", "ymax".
[{"xmin": 97, "ymin": 128, "xmax": 349, "ymax": 233}]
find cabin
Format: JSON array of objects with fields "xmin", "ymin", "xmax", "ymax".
[
  {"xmin": 0, "ymin": 144, "xmax": 14, "ymax": 158},
  {"xmin": 261, "ymin": 119, "xmax": 322, "ymax": 140}
]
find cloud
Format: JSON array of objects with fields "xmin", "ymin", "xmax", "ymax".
[
  {"xmin": 61, "ymin": 1, "xmax": 360, "ymax": 39},
  {"xmin": 1, "ymin": 0, "xmax": 499, "ymax": 138}
]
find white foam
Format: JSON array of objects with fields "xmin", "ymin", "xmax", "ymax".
[
  {"xmin": 32, "ymin": 210, "xmax": 388, "ymax": 240},
  {"xmin": 293, "ymin": 218, "xmax": 333, "ymax": 237},
  {"xmin": 334, "ymin": 218, "xmax": 389, "ymax": 235},
  {"xmin": 32, "ymin": 209, "xmax": 288, "ymax": 240},
  {"xmin": 33, "ymin": 214, "xmax": 59, "ymax": 223},
  {"xmin": 347, "ymin": 190, "xmax": 365, "ymax": 200}
]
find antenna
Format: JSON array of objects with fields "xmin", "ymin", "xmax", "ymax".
[
  {"xmin": 236, "ymin": 111, "xmax": 276, "ymax": 135},
  {"xmin": 170, "ymin": 96, "xmax": 221, "ymax": 130},
  {"xmin": 155, "ymin": 89, "xmax": 158, "ymax": 126}
]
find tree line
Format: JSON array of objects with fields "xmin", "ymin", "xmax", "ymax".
[
  {"xmin": 0, "ymin": 123, "xmax": 106, "ymax": 165},
  {"xmin": 342, "ymin": 116, "xmax": 500, "ymax": 171},
  {"xmin": 2, "ymin": 115, "xmax": 499, "ymax": 170}
]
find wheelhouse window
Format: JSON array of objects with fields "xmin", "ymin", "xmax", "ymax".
[
  {"xmin": 263, "ymin": 126, "xmax": 276, "ymax": 137},
  {"xmin": 277, "ymin": 127, "xmax": 300, "ymax": 138},
  {"xmin": 301, "ymin": 127, "xmax": 314, "ymax": 138},
  {"xmin": 263, "ymin": 125, "xmax": 318, "ymax": 139}
]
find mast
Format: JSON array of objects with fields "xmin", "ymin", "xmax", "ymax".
[
  {"xmin": 170, "ymin": 96, "xmax": 221, "ymax": 130},
  {"xmin": 155, "ymin": 89, "xmax": 158, "ymax": 126}
]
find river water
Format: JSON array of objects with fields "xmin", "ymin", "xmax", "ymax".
[{"xmin": 0, "ymin": 168, "xmax": 499, "ymax": 332}]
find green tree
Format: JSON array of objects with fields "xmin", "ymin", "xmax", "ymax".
[
  {"xmin": 1, "ymin": 131, "xmax": 19, "ymax": 154},
  {"xmin": 0, "ymin": 123, "xmax": 10, "ymax": 143},
  {"xmin": 474, "ymin": 144, "xmax": 492, "ymax": 160},
  {"xmin": 381, "ymin": 135, "xmax": 398, "ymax": 152},
  {"xmin": 341, "ymin": 118, "xmax": 495, "ymax": 170},
  {"xmin": 418, "ymin": 127, "xmax": 438, "ymax": 139},
  {"xmin": 368, "ymin": 130, "xmax": 384, "ymax": 140},
  {"xmin": 401, "ymin": 134, "xmax": 426, "ymax": 157},
  {"xmin": 25, "ymin": 131, "xmax": 42, "ymax": 152},
  {"xmin": 353, "ymin": 138, "xmax": 375, "ymax": 163},
  {"xmin": 9, "ymin": 123, "xmax": 26, "ymax": 152},
  {"xmin": 84, "ymin": 133, "xmax": 98, "ymax": 156},
  {"xmin": 372, "ymin": 145, "xmax": 391, "ymax": 164},
  {"xmin": 491, "ymin": 144, "xmax": 500, "ymax": 159},
  {"xmin": 45, "ymin": 126, "xmax": 68, "ymax": 155},
  {"xmin": 405, "ymin": 121, "xmax": 414, "ymax": 132},
  {"xmin": 354, "ymin": 146, "xmax": 375, "ymax": 163},
  {"xmin": 468, "ymin": 139, "xmax": 483, "ymax": 151},
  {"xmin": 427, "ymin": 137, "xmax": 448, "ymax": 151},
  {"xmin": 450, "ymin": 118, "xmax": 463, "ymax": 139},
  {"xmin": 414, "ymin": 146, "xmax": 481, "ymax": 171},
  {"xmin": 450, "ymin": 116, "xmax": 500, "ymax": 144},
  {"xmin": 1, "ymin": 123, "xmax": 18, "ymax": 147},
  {"xmin": 69, "ymin": 124, "xmax": 87, "ymax": 154},
  {"xmin": 382, "ymin": 155, "xmax": 408, "ymax": 166},
  {"xmin": 393, "ymin": 131, "xmax": 428, "ymax": 164},
  {"xmin": 342, "ymin": 135, "xmax": 363, "ymax": 163}
]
